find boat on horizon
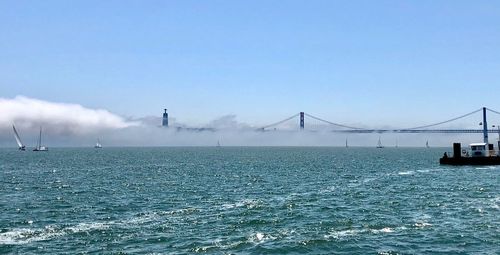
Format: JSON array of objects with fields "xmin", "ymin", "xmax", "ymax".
[
  {"xmin": 94, "ymin": 139, "xmax": 102, "ymax": 148},
  {"xmin": 426, "ymin": 140, "xmax": 430, "ymax": 148},
  {"xmin": 376, "ymin": 136, "xmax": 384, "ymax": 148},
  {"xmin": 33, "ymin": 126, "xmax": 48, "ymax": 152},
  {"xmin": 12, "ymin": 124, "xmax": 26, "ymax": 151}
]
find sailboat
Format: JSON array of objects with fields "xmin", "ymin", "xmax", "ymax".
[
  {"xmin": 376, "ymin": 136, "xmax": 384, "ymax": 148},
  {"xmin": 94, "ymin": 139, "xmax": 102, "ymax": 148},
  {"xmin": 426, "ymin": 140, "xmax": 430, "ymax": 148},
  {"xmin": 12, "ymin": 125, "xmax": 26, "ymax": 151},
  {"xmin": 216, "ymin": 140, "xmax": 221, "ymax": 147},
  {"xmin": 33, "ymin": 126, "xmax": 48, "ymax": 151},
  {"xmin": 345, "ymin": 138, "xmax": 348, "ymax": 148}
]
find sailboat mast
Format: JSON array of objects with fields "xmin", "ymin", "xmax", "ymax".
[{"xmin": 39, "ymin": 126, "xmax": 42, "ymax": 148}]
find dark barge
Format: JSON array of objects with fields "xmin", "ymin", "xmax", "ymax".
[
  {"xmin": 440, "ymin": 107, "xmax": 500, "ymax": 165},
  {"xmin": 440, "ymin": 142, "xmax": 500, "ymax": 165}
]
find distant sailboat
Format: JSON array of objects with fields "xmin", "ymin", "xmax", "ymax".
[
  {"xmin": 345, "ymin": 138, "xmax": 348, "ymax": 148},
  {"xmin": 33, "ymin": 126, "xmax": 48, "ymax": 151},
  {"xmin": 426, "ymin": 140, "xmax": 430, "ymax": 148},
  {"xmin": 12, "ymin": 125, "xmax": 26, "ymax": 151},
  {"xmin": 217, "ymin": 140, "xmax": 221, "ymax": 147},
  {"xmin": 376, "ymin": 136, "xmax": 384, "ymax": 148},
  {"xmin": 94, "ymin": 139, "xmax": 102, "ymax": 148}
]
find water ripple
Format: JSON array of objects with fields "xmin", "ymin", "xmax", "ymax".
[{"xmin": 0, "ymin": 147, "xmax": 498, "ymax": 254}]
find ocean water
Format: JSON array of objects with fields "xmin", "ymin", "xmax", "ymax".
[{"xmin": 0, "ymin": 147, "xmax": 498, "ymax": 254}]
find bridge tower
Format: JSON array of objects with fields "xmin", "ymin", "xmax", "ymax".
[
  {"xmin": 300, "ymin": 112, "xmax": 304, "ymax": 130},
  {"xmin": 482, "ymin": 107, "xmax": 488, "ymax": 144},
  {"xmin": 162, "ymin": 109, "xmax": 169, "ymax": 127}
]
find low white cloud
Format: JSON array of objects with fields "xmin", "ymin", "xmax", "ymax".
[{"xmin": 0, "ymin": 96, "xmax": 138, "ymax": 135}]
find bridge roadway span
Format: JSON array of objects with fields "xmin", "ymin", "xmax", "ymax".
[
  {"xmin": 330, "ymin": 129, "xmax": 500, "ymax": 134},
  {"xmin": 259, "ymin": 107, "xmax": 500, "ymax": 134}
]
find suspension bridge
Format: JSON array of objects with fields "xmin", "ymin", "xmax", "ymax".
[{"xmin": 258, "ymin": 107, "xmax": 500, "ymax": 134}]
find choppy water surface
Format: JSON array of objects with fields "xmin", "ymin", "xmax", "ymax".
[{"xmin": 0, "ymin": 147, "xmax": 498, "ymax": 254}]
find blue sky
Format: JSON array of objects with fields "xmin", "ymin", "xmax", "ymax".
[{"xmin": 1, "ymin": 0, "xmax": 500, "ymax": 127}]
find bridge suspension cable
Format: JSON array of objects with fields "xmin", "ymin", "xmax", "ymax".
[
  {"xmin": 486, "ymin": 107, "xmax": 500, "ymax": 116},
  {"xmin": 304, "ymin": 113, "xmax": 366, "ymax": 130},
  {"xmin": 259, "ymin": 107, "xmax": 498, "ymax": 132},
  {"xmin": 259, "ymin": 113, "xmax": 300, "ymax": 130},
  {"xmin": 400, "ymin": 108, "xmax": 483, "ymax": 130}
]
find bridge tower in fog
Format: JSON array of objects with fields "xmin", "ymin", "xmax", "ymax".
[
  {"xmin": 300, "ymin": 112, "xmax": 305, "ymax": 130},
  {"xmin": 162, "ymin": 109, "xmax": 169, "ymax": 127}
]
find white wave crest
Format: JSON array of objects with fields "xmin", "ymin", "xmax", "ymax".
[
  {"xmin": 398, "ymin": 171, "xmax": 414, "ymax": 175},
  {"xmin": 221, "ymin": 199, "xmax": 261, "ymax": 210},
  {"xmin": 0, "ymin": 223, "xmax": 109, "ymax": 245},
  {"xmin": 248, "ymin": 232, "xmax": 275, "ymax": 244}
]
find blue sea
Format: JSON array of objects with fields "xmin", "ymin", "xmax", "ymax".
[{"xmin": 0, "ymin": 147, "xmax": 498, "ymax": 254}]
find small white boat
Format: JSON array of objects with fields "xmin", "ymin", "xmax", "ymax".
[
  {"xmin": 94, "ymin": 139, "xmax": 102, "ymax": 149},
  {"xmin": 12, "ymin": 125, "xmax": 26, "ymax": 151},
  {"xmin": 33, "ymin": 126, "xmax": 48, "ymax": 151},
  {"xmin": 376, "ymin": 136, "xmax": 384, "ymax": 148}
]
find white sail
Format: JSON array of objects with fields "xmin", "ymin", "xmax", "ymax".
[{"xmin": 12, "ymin": 125, "xmax": 24, "ymax": 148}]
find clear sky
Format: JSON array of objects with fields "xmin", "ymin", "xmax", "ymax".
[{"xmin": 1, "ymin": 0, "xmax": 500, "ymax": 127}]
